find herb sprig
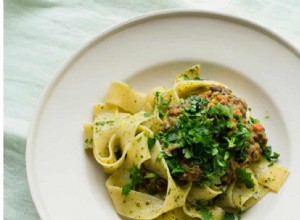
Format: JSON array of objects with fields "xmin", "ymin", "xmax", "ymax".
[
  {"xmin": 263, "ymin": 146, "xmax": 280, "ymax": 166},
  {"xmin": 122, "ymin": 165, "xmax": 167, "ymax": 196},
  {"xmin": 122, "ymin": 166, "xmax": 142, "ymax": 196},
  {"xmin": 236, "ymin": 168, "xmax": 254, "ymax": 189}
]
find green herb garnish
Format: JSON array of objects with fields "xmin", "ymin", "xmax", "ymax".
[
  {"xmin": 147, "ymin": 137, "xmax": 156, "ymax": 150},
  {"xmin": 122, "ymin": 166, "xmax": 142, "ymax": 196},
  {"xmin": 236, "ymin": 168, "xmax": 254, "ymax": 189},
  {"xmin": 155, "ymin": 95, "xmax": 253, "ymax": 185},
  {"xmin": 222, "ymin": 212, "xmax": 235, "ymax": 220},
  {"xmin": 155, "ymin": 91, "xmax": 169, "ymax": 117},
  {"xmin": 263, "ymin": 146, "xmax": 280, "ymax": 166},
  {"xmin": 200, "ymin": 207, "xmax": 212, "ymax": 220}
]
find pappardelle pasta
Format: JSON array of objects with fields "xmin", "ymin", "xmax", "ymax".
[{"xmin": 84, "ymin": 65, "xmax": 289, "ymax": 219}]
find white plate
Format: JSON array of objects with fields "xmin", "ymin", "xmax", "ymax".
[{"xmin": 27, "ymin": 10, "xmax": 300, "ymax": 220}]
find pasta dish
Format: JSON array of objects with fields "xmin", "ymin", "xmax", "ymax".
[{"xmin": 84, "ymin": 65, "xmax": 288, "ymax": 219}]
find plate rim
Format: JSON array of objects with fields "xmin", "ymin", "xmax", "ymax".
[{"xmin": 26, "ymin": 9, "xmax": 300, "ymax": 220}]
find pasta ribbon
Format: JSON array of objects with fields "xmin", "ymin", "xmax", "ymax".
[
  {"xmin": 106, "ymin": 135, "xmax": 191, "ymax": 219},
  {"xmin": 105, "ymin": 81, "xmax": 146, "ymax": 114},
  {"xmin": 250, "ymin": 158, "xmax": 289, "ymax": 192},
  {"xmin": 93, "ymin": 111, "xmax": 152, "ymax": 173}
]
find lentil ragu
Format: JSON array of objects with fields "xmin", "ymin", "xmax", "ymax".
[{"xmin": 155, "ymin": 84, "xmax": 276, "ymax": 187}]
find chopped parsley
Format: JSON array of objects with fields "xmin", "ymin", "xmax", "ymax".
[
  {"xmin": 222, "ymin": 212, "xmax": 235, "ymax": 220},
  {"xmin": 147, "ymin": 137, "xmax": 156, "ymax": 150},
  {"xmin": 236, "ymin": 168, "xmax": 254, "ymax": 189},
  {"xmin": 183, "ymin": 74, "xmax": 202, "ymax": 81},
  {"xmin": 122, "ymin": 166, "xmax": 142, "ymax": 196},
  {"xmin": 155, "ymin": 95, "xmax": 254, "ymax": 186},
  {"xmin": 154, "ymin": 92, "xmax": 169, "ymax": 117},
  {"xmin": 153, "ymin": 86, "xmax": 279, "ymax": 190},
  {"xmin": 165, "ymin": 159, "xmax": 184, "ymax": 174},
  {"xmin": 122, "ymin": 165, "xmax": 167, "ymax": 196},
  {"xmin": 200, "ymin": 207, "xmax": 212, "ymax": 220},
  {"xmin": 263, "ymin": 146, "xmax": 280, "ymax": 166},
  {"xmin": 95, "ymin": 120, "xmax": 114, "ymax": 126}
]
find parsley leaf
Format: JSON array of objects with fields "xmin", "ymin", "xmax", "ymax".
[
  {"xmin": 183, "ymin": 74, "xmax": 190, "ymax": 80},
  {"xmin": 236, "ymin": 168, "xmax": 254, "ymax": 189},
  {"xmin": 122, "ymin": 166, "xmax": 142, "ymax": 196},
  {"xmin": 208, "ymin": 104, "xmax": 233, "ymax": 119},
  {"xmin": 200, "ymin": 207, "xmax": 212, "ymax": 220},
  {"xmin": 166, "ymin": 159, "xmax": 184, "ymax": 174},
  {"xmin": 122, "ymin": 182, "xmax": 133, "ymax": 196},
  {"xmin": 168, "ymin": 133, "xmax": 178, "ymax": 142},
  {"xmin": 225, "ymin": 137, "xmax": 236, "ymax": 148},
  {"xmin": 147, "ymin": 137, "xmax": 156, "ymax": 150},
  {"xmin": 263, "ymin": 146, "xmax": 280, "ymax": 165},
  {"xmin": 155, "ymin": 92, "xmax": 169, "ymax": 117},
  {"xmin": 183, "ymin": 148, "xmax": 193, "ymax": 159},
  {"xmin": 222, "ymin": 212, "xmax": 235, "ymax": 220}
]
